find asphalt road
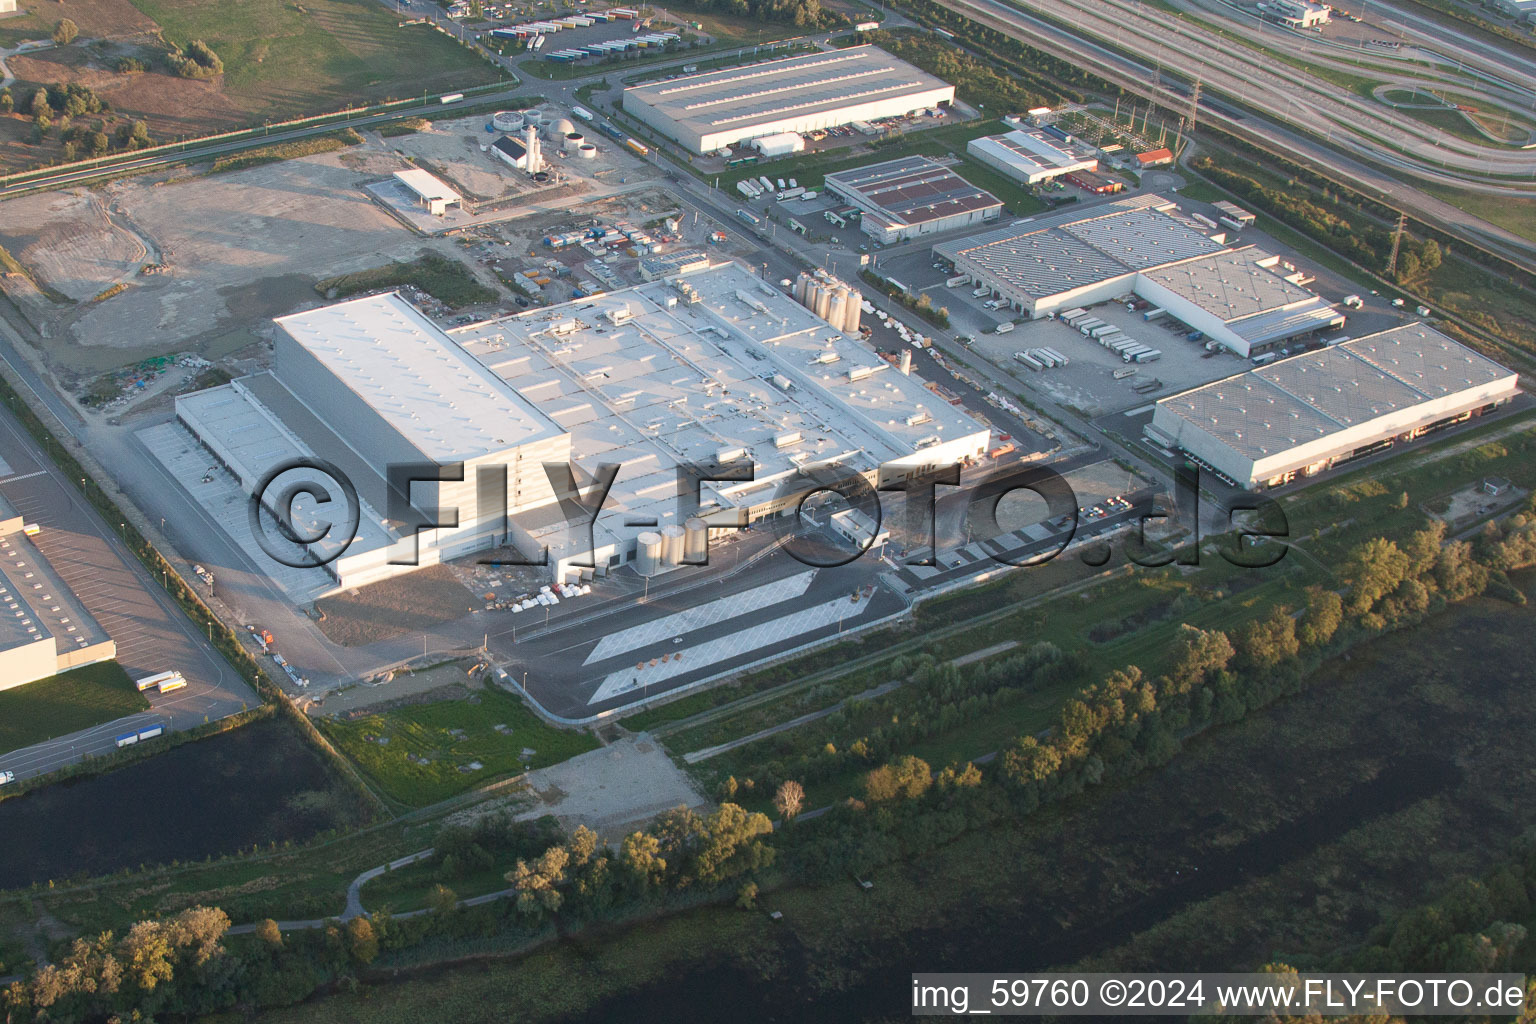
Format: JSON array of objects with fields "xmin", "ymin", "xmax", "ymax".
[{"xmin": 0, "ymin": 402, "xmax": 258, "ymax": 781}]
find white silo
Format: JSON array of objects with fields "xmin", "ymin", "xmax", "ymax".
[
  {"xmin": 577, "ymin": 143, "xmax": 597, "ymax": 159},
  {"xmin": 660, "ymin": 524, "xmax": 686, "ymax": 566},
  {"xmin": 522, "ymin": 124, "xmax": 544, "ymax": 174},
  {"xmin": 794, "ymin": 272, "xmax": 812, "ymax": 305},
  {"xmin": 492, "ymin": 110, "xmax": 524, "ymax": 132},
  {"xmin": 841, "ymin": 286, "xmax": 861, "ymax": 333},
  {"xmin": 812, "ymin": 282, "xmax": 832, "ymax": 320},
  {"xmin": 827, "ymin": 289, "xmax": 848, "ymax": 334},
  {"xmin": 684, "ymin": 518, "xmax": 709, "ymax": 564},
  {"xmin": 635, "ymin": 531, "xmax": 663, "ymax": 576},
  {"xmin": 564, "ymin": 131, "xmax": 585, "ymax": 152}
]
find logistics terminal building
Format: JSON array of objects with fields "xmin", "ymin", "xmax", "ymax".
[
  {"xmin": 824, "ymin": 156, "xmax": 1002, "ymax": 244},
  {"xmin": 935, "ymin": 194, "xmax": 1344, "ymax": 357},
  {"xmin": 1148, "ymin": 323, "xmax": 1519, "ymax": 489},
  {"xmin": 621, "ymin": 46, "xmax": 955, "ymax": 154},
  {"xmin": 174, "ymin": 262, "xmax": 988, "ymax": 593},
  {"xmin": 0, "ymin": 494, "xmax": 116, "ymax": 691}
]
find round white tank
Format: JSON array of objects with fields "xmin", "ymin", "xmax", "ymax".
[
  {"xmin": 635, "ymin": 531, "xmax": 663, "ymax": 576},
  {"xmin": 684, "ymin": 519, "xmax": 708, "ymax": 564},
  {"xmin": 550, "ymin": 117, "xmax": 576, "ymax": 136},
  {"xmin": 576, "ymin": 143, "xmax": 597, "ymax": 159},
  {"xmin": 492, "ymin": 110, "xmax": 524, "ymax": 132},
  {"xmin": 524, "ymin": 110, "xmax": 546, "ymax": 126},
  {"xmin": 563, "ymin": 131, "xmax": 585, "ymax": 152},
  {"xmin": 660, "ymin": 524, "xmax": 686, "ymax": 566}
]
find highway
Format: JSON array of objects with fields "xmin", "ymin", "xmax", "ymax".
[{"xmin": 935, "ymin": 0, "xmax": 1536, "ymax": 265}]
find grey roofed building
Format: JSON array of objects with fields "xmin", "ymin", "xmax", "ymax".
[
  {"xmin": 0, "ymin": 494, "xmax": 117, "ymax": 691},
  {"xmin": 824, "ymin": 156, "xmax": 1002, "ymax": 243},
  {"xmin": 1148, "ymin": 322, "xmax": 1519, "ymax": 488},
  {"xmin": 1136, "ymin": 246, "xmax": 1345, "ymax": 354},
  {"xmin": 966, "ymin": 128, "xmax": 1098, "ymax": 185}
]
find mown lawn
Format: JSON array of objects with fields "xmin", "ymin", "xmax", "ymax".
[
  {"xmin": 0, "ymin": 662, "xmax": 149, "ymax": 754},
  {"xmin": 127, "ymin": 0, "xmax": 500, "ymax": 119},
  {"xmin": 316, "ymin": 686, "xmax": 597, "ymax": 808}
]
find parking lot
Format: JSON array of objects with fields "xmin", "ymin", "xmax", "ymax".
[{"xmin": 0, "ymin": 406, "xmax": 258, "ymax": 776}]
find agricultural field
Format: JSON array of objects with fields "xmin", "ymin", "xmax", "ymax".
[
  {"xmin": 0, "ymin": 661, "xmax": 149, "ymax": 754},
  {"xmin": 0, "ymin": 0, "xmax": 500, "ymax": 170},
  {"xmin": 315, "ymin": 682, "xmax": 598, "ymax": 808}
]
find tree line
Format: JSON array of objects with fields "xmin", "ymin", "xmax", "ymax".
[{"xmin": 1191, "ymin": 156, "xmax": 1443, "ymax": 285}]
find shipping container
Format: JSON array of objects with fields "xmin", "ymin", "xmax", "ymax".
[
  {"xmin": 1060, "ymin": 307, "xmax": 1088, "ymax": 321},
  {"xmin": 1142, "ymin": 307, "xmax": 1167, "ymax": 322},
  {"xmin": 1134, "ymin": 349, "xmax": 1162, "ymax": 363},
  {"xmin": 1089, "ymin": 325, "xmax": 1116, "ymax": 339},
  {"xmin": 1041, "ymin": 347, "xmax": 1067, "ymax": 366}
]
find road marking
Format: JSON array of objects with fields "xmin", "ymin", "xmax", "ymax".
[
  {"xmin": 588, "ymin": 593, "xmax": 868, "ymax": 704},
  {"xmin": 583, "ymin": 569, "xmax": 817, "ymax": 665}
]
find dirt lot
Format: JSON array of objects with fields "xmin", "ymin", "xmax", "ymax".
[{"xmin": 0, "ymin": 144, "xmax": 439, "ymax": 370}]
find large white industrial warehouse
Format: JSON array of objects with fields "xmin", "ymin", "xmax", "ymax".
[
  {"xmin": 935, "ymin": 194, "xmax": 1344, "ymax": 356},
  {"xmin": 620, "ymin": 46, "xmax": 955, "ymax": 154},
  {"xmin": 1147, "ymin": 323, "xmax": 1519, "ymax": 489},
  {"xmin": 174, "ymin": 262, "xmax": 988, "ymax": 592}
]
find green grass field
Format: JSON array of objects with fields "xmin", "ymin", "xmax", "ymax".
[
  {"xmin": 126, "ymin": 0, "xmax": 501, "ymax": 119},
  {"xmin": 0, "ymin": 662, "xmax": 150, "ymax": 754},
  {"xmin": 316, "ymin": 685, "xmax": 597, "ymax": 808}
]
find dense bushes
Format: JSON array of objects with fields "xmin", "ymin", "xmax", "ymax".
[
  {"xmin": 856, "ymin": 30, "xmax": 1055, "ymax": 113},
  {"xmin": 166, "ymin": 40, "xmax": 224, "ymax": 79},
  {"xmin": 663, "ymin": 0, "xmax": 843, "ymax": 28}
]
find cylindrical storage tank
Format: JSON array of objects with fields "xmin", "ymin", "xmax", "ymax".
[
  {"xmin": 813, "ymin": 283, "xmax": 832, "ymax": 319},
  {"xmin": 564, "ymin": 131, "xmax": 584, "ymax": 152},
  {"xmin": 635, "ymin": 531, "xmax": 662, "ymax": 576},
  {"xmin": 492, "ymin": 110, "xmax": 524, "ymax": 132},
  {"xmin": 550, "ymin": 117, "xmax": 576, "ymax": 136},
  {"xmin": 684, "ymin": 518, "xmax": 708, "ymax": 564},
  {"xmin": 524, "ymin": 110, "xmax": 545, "ymax": 126},
  {"xmin": 827, "ymin": 289, "xmax": 847, "ymax": 331},
  {"xmin": 576, "ymin": 143, "xmax": 597, "ymax": 159},
  {"xmin": 661, "ymin": 524, "xmax": 685, "ymax": 566}
]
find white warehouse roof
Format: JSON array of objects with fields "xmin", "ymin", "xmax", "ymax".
[
  {"xmin": 622, "ymin": 46, "xmax": 955, "ymax": 153},
  {"xmin": 1151, "ymin": 323, "xmax": 1518, "ymax": 486},
  {"xmin": 274, "ymin": 293, "xmax": 565, "ymax": 463},
  {"xmin": 393, "ymin": 168, "xmax": 461, "ymax": 205}
]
